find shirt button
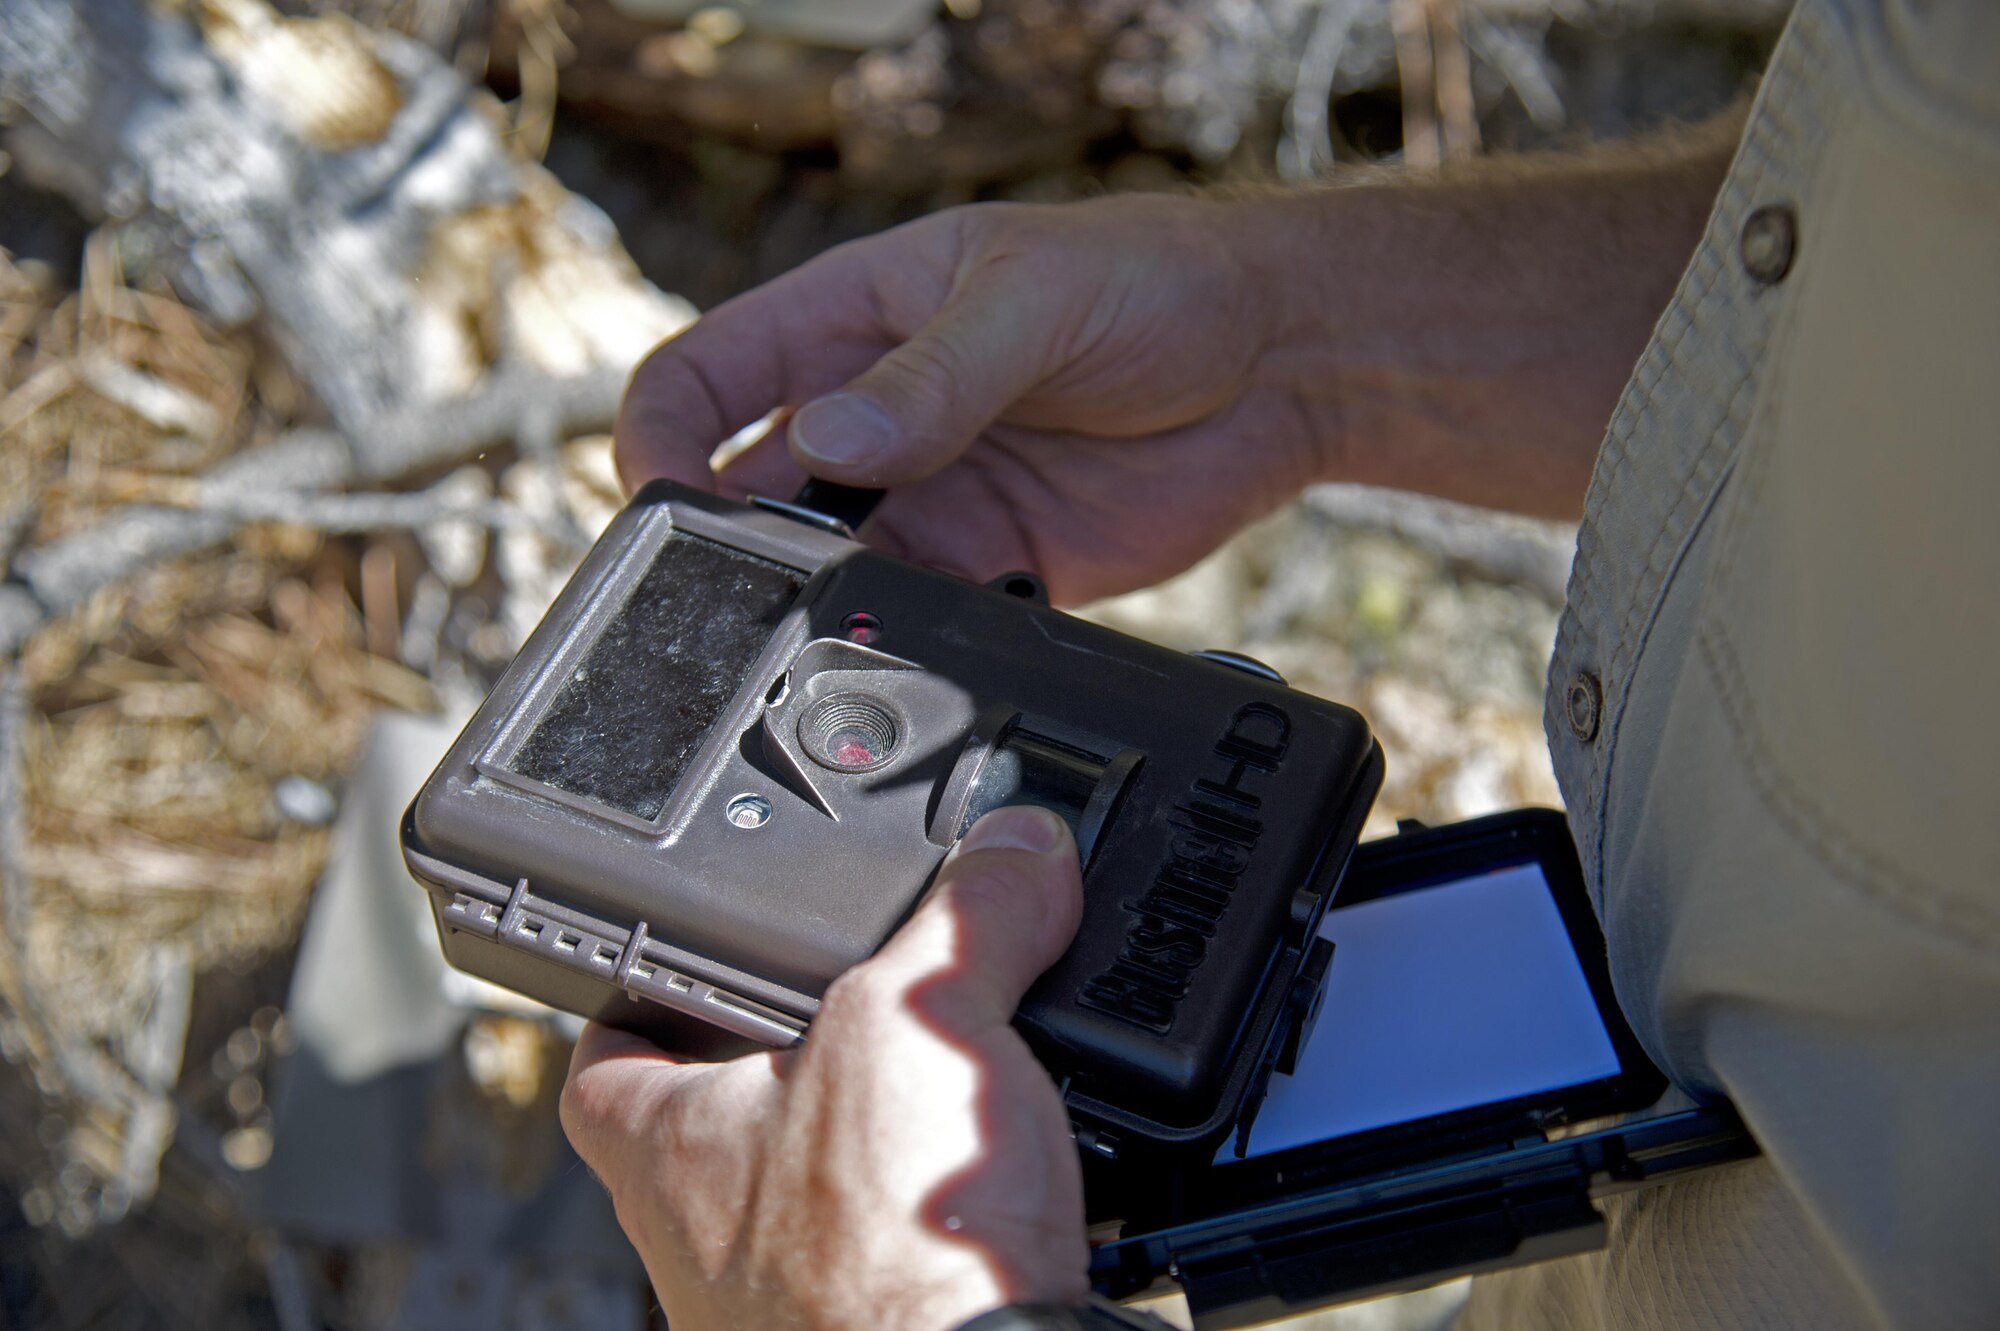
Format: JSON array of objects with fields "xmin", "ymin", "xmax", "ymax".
[
  {"xmin": 1740, "ymin": 205, "xmax": 1797, "ymax": 285},
  {"xmin": 1564, "ymin": 671, "xmax": 1603, "ymax": 742}
]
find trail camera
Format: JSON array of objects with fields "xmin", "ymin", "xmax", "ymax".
[{"xmin": 402, "ymin": 480, "xmax": 1383, "ymax": 1154}]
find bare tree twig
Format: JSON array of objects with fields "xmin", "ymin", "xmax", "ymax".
[
  {"xmin": 1, "ymin": 660, "xmax": 177, "ymax": 1214},
  {"xmin": 1428, "ymin": 0, "xmax": 1480, "ymax": 162},
  {"xmin": 0, "ymin": 0, "xmax": 513, "ymax": 431},
  {"xmin": 1388, "ymin": 0, "xmax": 1439, "ymax": 169},
  {"xmin": 1280, "ymin": 0, "xmax": 1367, "ymax": 180},
  {"xmin": 1, "ymin": 365, "xmax": 623, "ymax": 659},
  {"xmin": 0, "ymin": 366, "xmax": 625, "ymax": 1235},
  {"xmin": 77, "ymin": 355, "xmax": 223, "ymax": 440},
  {"xmin": 0, "ymin": 664, "xmax": 49, "ymax": 1069},
  {"xmin": 1, "ymin": 0, "xmax": 681, "ymax": 441},
  {"xmin": 1465, "ymin": 15, "xmax": 1566, "ymax": 130},
  {"xmin": 191, "ymin": 489, "xmax": 541, "ymax": 535}
]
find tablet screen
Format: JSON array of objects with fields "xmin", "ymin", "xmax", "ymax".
[{"xmin": 1230, "ymin": 861, "xmax": 1622, "ymax": 1160}]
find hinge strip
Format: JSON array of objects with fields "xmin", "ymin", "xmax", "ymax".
[{"xmin": 444, "ymin": 881, "xmax": 806, "ymax": 1047}]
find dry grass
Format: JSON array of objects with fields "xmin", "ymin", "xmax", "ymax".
[
  {"xmin": 21, "ymin": 572, "xmax": 433, "ymax": 1039},
  {"xmin": 1, "ymin": 239, "xmax": 436, "ymax": 1221}
]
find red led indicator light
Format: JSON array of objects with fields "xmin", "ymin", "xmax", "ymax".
[{"xmin": 840, "ymin": 611, "xmax": 882, "ymax": 645}]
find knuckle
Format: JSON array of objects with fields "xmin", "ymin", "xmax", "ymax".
[
  {"xmin": 890, "ymin": 333, "xmax": 971, "ymax": 402},
  {"xmin": 819, "ymin": 965, "xmax": 906, "ymax": 1030},
  {"xmin": 946, "ymin": 857, "xmax": 1046, "ymax": 914},
  {"xmin": 944, "ymin": 199, "xmax": 1016, "ymax": 249},
  {"xmin": 620, "ymin": 339, "xmax": 689, "ymax": 413}
]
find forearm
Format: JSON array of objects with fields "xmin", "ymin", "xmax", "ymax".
[{"xmin": 1245, "ymin": 113, "xmax": 1743, "ymax": 519}]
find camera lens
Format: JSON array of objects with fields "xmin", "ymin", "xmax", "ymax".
[{"xmin": 799, "ymin": 693, "xmax": 900, "ymax": 773}]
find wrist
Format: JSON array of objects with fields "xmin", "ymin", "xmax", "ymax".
[
  {"xmin": 1242, "ymin": 178, "xmax": 1555, "ymax": 495},
  {"xmin": 1223, "ymin": 145, "xmax": 1726, "ymax": 515},
  {"xmin": 788, "ymin": 1236, "xmax": 1082, "ymax": 1331},
  {"xmin": 1196, "ymin": 192, "xmax": 1364, "ymax": 492},
  {"xmin": 1224, "ymin": 187, "xmax": 1412, "ymax": 492}
]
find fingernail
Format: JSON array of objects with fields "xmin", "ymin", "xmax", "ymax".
[
  {"xmin": 957, "ymin": 806, "xmax": 1068, "ymax": 856},
  {"xmin": 791, "ymin": 393, "xmax": 896, "ymax": 467}
]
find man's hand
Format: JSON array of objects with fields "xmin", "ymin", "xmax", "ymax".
[
  {"xmin": 618, "ymin": 138, "xmax": 1734, "ymax": 603},
  {"xmin": 560, "ymin": 807, "xmax": 1090, "ymax": 1331},
  {"xmin": 617, "ymin": 194, "xmax": 1328, "ymax": 604}
]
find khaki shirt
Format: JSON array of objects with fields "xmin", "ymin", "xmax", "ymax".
[{"xmin": 1461, "ymin": 1, "xmax": 2000, "ymax": 1326}]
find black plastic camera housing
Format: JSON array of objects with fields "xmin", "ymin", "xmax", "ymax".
[{"xmin": 402, "ymin": 481, "xmax": 1384, "ymax": 1154}]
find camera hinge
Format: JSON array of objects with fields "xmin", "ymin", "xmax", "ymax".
[{"xmin": 444, "ymin": 879, "xmax": 806, "ymax": 1048}]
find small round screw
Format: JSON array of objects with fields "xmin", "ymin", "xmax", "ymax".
[{"xmin": 725, "ymin": 793, "xmax": 773, "ymax": 829}]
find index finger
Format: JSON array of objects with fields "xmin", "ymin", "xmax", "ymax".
[
  {"xmin": 613, "ymin": 220, "xmax": 953, "ymax": 493},
  {"xmin": 559, "ymin": 1021, "xmax": 708, "ymax": 1156},
  {"xmin": 561, "ymin": 1021, "xmax": 789, "ymax": 1197}
]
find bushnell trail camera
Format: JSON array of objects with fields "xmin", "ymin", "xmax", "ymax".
[{"xmin": 402, "ymin": 479, "xmax": 1384, "ymax": 1157}]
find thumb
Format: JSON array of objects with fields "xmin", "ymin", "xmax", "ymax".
[
  {"xmin": 855, "ymin": 807, "xmax": 1084, "ymax": 1033},
  {"xmin": 786, "ymin": 272, "xmax": 1052, "ymax": 487}
]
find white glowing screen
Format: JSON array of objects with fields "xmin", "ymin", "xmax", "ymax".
[{"xmin": 1234, "ymin": 862, "xmax": 1622, "ymax": 1160}]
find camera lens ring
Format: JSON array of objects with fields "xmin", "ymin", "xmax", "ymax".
[{"xmin": 799, "ymin": 692, "xmax": 901, "ymax": 773}]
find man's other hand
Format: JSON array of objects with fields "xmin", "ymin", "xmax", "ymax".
[
  {"xmin": 618, "ymin": 137, "xmax": 1739, "ymax": 573},
  {"xmin": 615, "ymin": 195, "xmax": 1324, "ymax": 604},
  {"xmin": 560, "ymin": 806, "xmax": 1090, "ymax": 1331}
]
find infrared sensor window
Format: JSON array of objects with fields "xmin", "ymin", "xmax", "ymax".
[{"xmin": 506, "ymin": 532, "xmax": 803, "ymax": 820}]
